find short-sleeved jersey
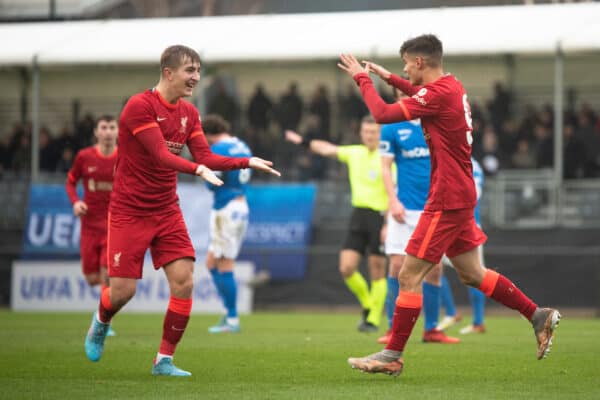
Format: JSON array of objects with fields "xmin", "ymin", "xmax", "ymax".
[
  {"xmin": 379, "ymin": 119, "xmax": 430, "ymax": 211},
  {"xmin": 337, "ymin": 145, "xmax": 388, "ymax": 212},
  {"xmin": 207, "ymin": 137, "xmax": 252, "ymax": 210},
  {"xmin": 472, "ymin": 157, "xmax": 484, "ymax": 226},
  {"xmin": 398, "ymin": 75, "xmax": 477, "ymax": 211},
  {"xmin": 111, "ymin": 88, "xmax": 204, "ymax": 215},
  {"xmin": 66, "ymin": 146, "xmax": 117, "ymax": 232}
]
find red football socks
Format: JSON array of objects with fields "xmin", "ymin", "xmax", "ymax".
[
  {"xmin": 385, "ymin": 291, "xmax": 422, "ymax": 352},
  {"xmin": 479, "ymin": 269, "xmax": 537, "ymax": 321},
  {"xmin": 159, "ymin": 296, "xmax": 192, "ymax": 356},
  {"xmin": 98, "ymin": 286, "xmax": 117, "ymax": 323}
]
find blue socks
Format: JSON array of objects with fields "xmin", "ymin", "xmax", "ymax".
[
  {"xmin": 422, "ymin": 282, "xmax": 441, "ymax": 331},
  {"xmin": 210, "ymin": 269, "xmax": 238, "ymax": 318},
  {"xmin": 440, "ymin": 275, "xmax": 456, "ymax": 317},
  {"xmin": 469, "ymin": 287, "xmax": 486, "ymax": 326},
  {"xmin": 386, "ymin": 276, "xmax": 400, "ymax": 329},
  {"xmin": 220, "ymin": 271, "xmax": 238, "ymax": 318}
]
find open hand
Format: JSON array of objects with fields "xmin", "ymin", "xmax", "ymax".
[
  {"xmin": 196, "ymin": 165, "xmax": 224, "ymax": 186},
  {"xmin": 337, "ymin": 54, "xmax": 369, "ymax": 78},
  {"xmin": 362, "ymin": 61, "xmax": 391, "ymax": 80},
  {"xmin": 249, "ymin": 157, "xmax": 281, "ymax": 177}
]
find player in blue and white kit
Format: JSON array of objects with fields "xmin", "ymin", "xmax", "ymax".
[
  {"xmin": 439, "ymin": 158, "xmax": 487, "ymax": 334},
  {"xmin": 378, "ymin": 91, "xmax": 459, "ymax": 345},
  {"xmin": 202, "ymin": 114, "xmax": 252, "ymax": 334}
]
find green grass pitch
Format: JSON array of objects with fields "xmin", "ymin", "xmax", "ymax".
[{"xmin": 0, "ymin": 311, "xmax": 599, "ymax": 399}]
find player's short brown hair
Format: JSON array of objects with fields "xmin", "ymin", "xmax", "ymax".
[
  {"xmin": 400, "ymin": 34, "xmax": 443, "ymax": 68},
  {"xmin": 361, "ymin": 115, "xmax": 377, "ymax": 125},
  {"xmin": 202, "ymin": 114, "xmax": 231, "ymax": 135},
  {"xmin": 95, "ymin": 114, "xmax": 116, "ymax": 128},
  {"xmin": 160, "ymin": 45, "xmax": 201, "ymax": 72}
]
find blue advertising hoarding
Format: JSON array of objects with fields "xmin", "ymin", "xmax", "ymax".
[
  {"xmin": 22, "ymin": 182, "xmax": 317, "ymax": 280},
  {"xmin": 241, "ymin": 183, "xmax": 317, "ymax": 280}
]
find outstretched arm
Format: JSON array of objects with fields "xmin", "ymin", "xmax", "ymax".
[
  {"xmin": 285, "ymin": 130, "xmax": 338, "ymax": 159},
  {"xmin": 188, "ymin": 132, "xmax": 280, "ymax": 177},
  {"xmin": 135, "ymin": 127, "xmax": 223, "ymax": 185},
  {"xmin": 362, "ymin": 61, "xmax": 419, "ymax": 96},
  {"xmin": 136, "ymin": 127, "xmax": 200, "ymax": 174},
  {"xmin": 338, "ymin": 54, "xmax": 410, "ymax": 124}
]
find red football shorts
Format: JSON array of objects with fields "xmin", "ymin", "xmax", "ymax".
[
  {"xmin": 405, "ymin": 208, "xmax": 487, "ymax": 264},
  {"xmin": 80, "ymin": 227, "xmax": 107, "ymax": 275},
  {"xmin": 106, "ymin": 208, "xmax": 195, "ymax": 279}
]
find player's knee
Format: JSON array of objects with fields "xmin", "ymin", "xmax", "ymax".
[{"xmin": 171, "ymin": 274, "xmax": 194, "ymax": 297}]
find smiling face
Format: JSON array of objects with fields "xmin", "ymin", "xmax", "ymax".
[
  {"xmin": 165, "ymin": 56, "xmax": 201, "ymax": 98},
  {"xmin": 159, "ymin": 45, "xmax": 202, "ymax": 99}
]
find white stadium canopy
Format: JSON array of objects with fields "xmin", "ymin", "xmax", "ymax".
[{"xmin": 1, "ymin": 2, "xmax": 600, "ymax": 67}]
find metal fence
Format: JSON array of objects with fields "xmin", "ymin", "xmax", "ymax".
[{"xmin": 483, "ymin": 170, "xmax": 600, "ymax": 229}]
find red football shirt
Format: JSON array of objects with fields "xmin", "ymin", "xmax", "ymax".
[
  {"xmin": 66, "ymin": 145, "xmax": 118, "ymax": 232},
  {"xmin": 354, "ymin": 73, "xmax": 477, "ymax": 211},
  {"xmin": 111, "ymin": 88, "xmax": 249, "ymax": 215}
]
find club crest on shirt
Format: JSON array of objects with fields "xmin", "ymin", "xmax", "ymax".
[
  {"xmin": 113, "ymin": 252, "xmax": 121, "ymax": 267},
  {"xmin": 180, "ymin": 117, "xmax": 188, "ymax": 133}
]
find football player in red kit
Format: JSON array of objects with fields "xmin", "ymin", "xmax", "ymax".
[
  {"xmin": 66, "ymin": 116, "xmax": 117, "ymax": 286},
  {"xmin": 338, "ymin": 34, "xmax": 560, "ymax": 377},
  {"xmin": 83, "ymin": 45, "xmax": 280, "ymax": 376}
]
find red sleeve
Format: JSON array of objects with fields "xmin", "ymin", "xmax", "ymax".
[
  {"xmin": 65, "ymin": 152, "xmax": 82, "ymax": 204},
  {"xmin": 188, "ymin": 107, "xmax": 204, "ymax": 141},
  {"xmin": 353, "ymin": 73, "xmax": 410, "ymax": 124},
  {"xmin": 135, "ymin": 126, "xmax": 199, "ymax": 175},
  {"xmin": 386, "ymin": 74, "xmax": 421, "ymax": 97},
  {"xmin": 122, "ymin": 94, "xmax": 159, "ymax": 136},
  {"xmin": 398, "ymin": 85, "xmax": 441, "ymax": 119},
  {"xmin": 187, "ymin": 132, "xmax": 250, "ymax": 171}
]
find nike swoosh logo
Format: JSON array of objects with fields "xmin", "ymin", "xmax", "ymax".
[
  {"xmin": 157, "ymin": 117, "xmax": 167, "ymax": 121},
  {"xmin": 171, "ymin": 326, "xmax": 185, "ymax": 331}
]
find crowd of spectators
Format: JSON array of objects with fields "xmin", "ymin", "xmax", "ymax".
[
  {"xmin": 2, "ymin": 80, "xmax": 599, "ymax": 181},
  {"xmin": 0, "ymin": 113, "xmax": 96, "ymax": 177},
  {"xmin": 470, "ymin": 83, "xmax": 600, "ymax": 179}
]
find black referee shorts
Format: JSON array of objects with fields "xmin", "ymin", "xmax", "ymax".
[{"xmin": 342, "ymin": 207, "xmax": 385, "ymax": 256}]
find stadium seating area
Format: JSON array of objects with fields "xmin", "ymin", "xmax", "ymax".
[{"xmin": 2, "ymin": 80, "xmax": 599, "ymax": 181}]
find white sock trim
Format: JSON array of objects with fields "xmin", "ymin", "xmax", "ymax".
[{"xmin": 156, "ymin": 353, "xmax": 173, "ymax": 363}]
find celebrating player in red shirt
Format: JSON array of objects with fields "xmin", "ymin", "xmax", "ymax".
[
  {"xmin": 84, "ymin": 45, "xmax": 280, "ymax": 377},
  {"xmin": 66, "ymin": 115, "xmax": 118, "ymax": 289},
  {"xmin": 338, "ymin": 34, "xmax": 560, "ymax": 377}
]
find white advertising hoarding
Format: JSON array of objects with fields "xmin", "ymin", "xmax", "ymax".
[{"xmin": 11, "ymin": 260, "xmax": 255, "ymax": 313}]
